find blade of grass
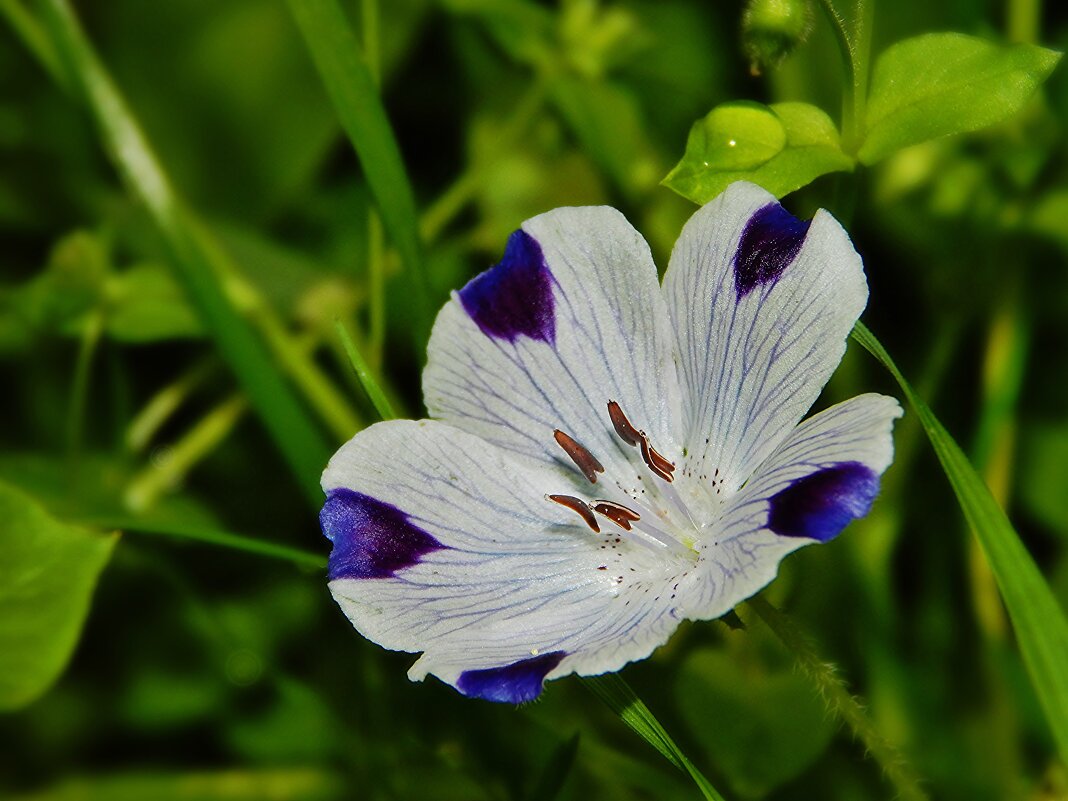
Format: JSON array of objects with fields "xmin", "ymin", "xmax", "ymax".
[
  {"xmin": 30, "ymin": 0, "xmax": 332, "ymax": 507},
  {"xmin": 334, "ymin": 319, "xmax": 396, "ymax": 421},
  {"xmin": 286, "ymin": 0, "xmax": 428, "ymax": 315},
  {"xmin": 852, "ymin": 320, "xmax": 1068, "ymax": 762},
  {"xmin": 75, "ymin": 517, "xmax": 327, "ymax": 570},
  {"xmin": 585, "ymin": 674, "xmax": 727, "ymax": 801}
]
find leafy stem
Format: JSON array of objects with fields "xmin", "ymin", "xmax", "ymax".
[
  {"xmin": 746, "ymin": 596, "xmax": 930, "ymax": 801},
  {"xmin": 816, "ymin": 0, "xmax": 874, "ymax": 154}
]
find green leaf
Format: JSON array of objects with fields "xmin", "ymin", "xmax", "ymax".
[
  {"xmin": 0, "ymin": 480, "xmax": 117, "ymax": 710},
  {"xmin": 677, "ymin": 646, "xmax": 836, "ymax": 797},
  {"xmin": 859, "ymin": 33, "xmax": 1061, "ymax": 165},
  {"xmin": 584, "ymin": 674, "xmax": 727, "ymax": 801},
  {"xmin": 104, "ymin": 263, "xmax": 204, "ymax": 343},
  {"xmin": 664, "ymin": 101, "xmax": 854, "ymax": 203},
  {"xmin": 852, "ymin": 321, "xmax": 1068, "ymax": 762},
  {"xmin": 34, "ymin": 0, "xmax": 333, "ymax": 507},
  {"xmin": 285, "ymin": 0, "xmax": 428, "ymax": 313}
]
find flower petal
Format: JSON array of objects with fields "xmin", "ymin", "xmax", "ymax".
[
  {"xmin": 322, "ymin": 419, "xmax": 693, "ymax": 702},
  {"xmin": 663, "ymin": 182, "xmax": 869, "ymax": 500},
  {"xmin": 423, "ymin": 207, "xmax": 682, "ymax": 490},
  {"xmin": 684, "ymin": 393, "xmax": 902, "ymax": 619}
]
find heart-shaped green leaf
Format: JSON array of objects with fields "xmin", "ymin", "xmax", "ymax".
[{"xmin": 664, "ymin": 101, "xmax": 853, "ymax": 202}]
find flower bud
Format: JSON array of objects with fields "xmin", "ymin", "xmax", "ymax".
[{"xmin": 741, "ymin": 0, "xmax": 813, "ymax": 74}]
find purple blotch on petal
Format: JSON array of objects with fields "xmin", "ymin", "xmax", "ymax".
[
  {"xmin": 321, "ymin": 488, "xmax": 445, "ymax": 580},
  {"xmin": 734, "ymin": 202, "xmax": 811, "ymax": 298},
  {"xmin": 456, "ymin": 651, "xmax": 567, "ymax": 704},
  {"xmin": 458, "ymin": 229, "xmax": 556, "ymax": 344},
  {"xmin": 767, "ymin": 461, "xmax": 879, "ymax": 542}
]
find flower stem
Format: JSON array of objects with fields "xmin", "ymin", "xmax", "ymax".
[
  {"xmin": 124, "ymin": 394, "xmax": 248, "ymax": 513},
  {"xmin": 66, "ymin": 308, "xmax": 104, "ymax": 496},
  {"xmin": 126, "ymin": 359, "xmax": 218, "ymax": 453},
  {"xmin": 746, "ymin": 596, "xmax": 930, "ymax": 801},
  {"xmin": 334, "ymin": 319, "xmax": 397, "ymax": 421},
  {"xmin": 584, "ymin": 674, "xmax": 727, "ymax": 801},
  {"xmin": 75, "ymin": 517, "xmax": 327, "ymax": 570}
]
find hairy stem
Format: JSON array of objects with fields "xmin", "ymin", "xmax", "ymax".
[{"xmin": 746, "ymin": 596, "xmax": 929, "ymax": 801}]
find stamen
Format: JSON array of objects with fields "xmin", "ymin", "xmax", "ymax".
[
  {"xmin": 639, "ymin": 436, "xmax": 675, "ymax": 482},
  {"xmin": 607, "ymin": 400, "xmax": 641, "ymax": 446},
  {"xmin": 592, "ymin": 500, "xmax": 641, "ymax": 531},
  {"xmin": 547, "ymin": 494, "xmax": 600, "ymax": 532},
  {"xmin": 553, "ymin": 429, "xmax": 604, "ymax": 484},
  {"xmin": 630, "ymin": 517, "xmax": 697, "ymax": 558}
]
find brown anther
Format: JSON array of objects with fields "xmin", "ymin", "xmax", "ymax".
[
  {"xmin": 548, "ymin": 494, "xmax": 600, "ymax": 533},
  {"xmin": 640, "ymin": 436, "xmax": 676, "ymax": 482},
  {"xmin": 607, "ymin": 400, "xmax": 641, "ymax": 446},
  {"xmin": 553, "ymin": 429, "xmax": 604, "ymax": 484},
  {"xmin": 592, "ymin": 500, "xmax": 641, "ymax": 531}
]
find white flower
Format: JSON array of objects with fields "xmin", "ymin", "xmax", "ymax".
[{"xmin": 320, "ymin": 182, "xmax": 901, "ymax": 703}]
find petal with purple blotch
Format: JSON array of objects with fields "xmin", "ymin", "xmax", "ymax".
[
  {"xmin": 663, "ymin": 182, "xmax": 868, "ymax": 513},
  {"xmin": 682, "ymin": 393, "xmax": 901, "ymax": 621},
  {"xmin": 322, "ymin": 419, "xmax": 694, "ymax": 701},
  {"xmin": 423, "ymin": 206, "xmax": 683, "ymax": 484}
]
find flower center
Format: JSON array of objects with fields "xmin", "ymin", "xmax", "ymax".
[{"xmin": 546, "ymin": 401, "xmax": 699, "ymax": 560}]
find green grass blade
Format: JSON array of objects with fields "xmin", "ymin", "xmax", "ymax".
[
  {"xmin": 334, "ymin": 320, "xmax": 397, "ymax": 421},
  {"xmin": 852, "ymin": 321, "xmax": 1068, "ymax": 761},
  {"xmin": 34, "ymin": 0, "xmax": 332, "ymax": 507},
  {"xmin": 286, "ymin": 0, "xmax": 427, "ymax": 309},
  {"xmin": 75, "ymin": 518, "xmax": 327, "ymax": 570},
  {"xmin": 585, "ymin": 674, "xmax": 727, "ymax": 801}
]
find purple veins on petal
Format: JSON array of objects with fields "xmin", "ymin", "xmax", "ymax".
[
  {"xmin": 734, "ymin": 201, "xmax": 811, "ymax": 298},
  {"xmin": 458, "ymin": 228, "xmax": 556, "ymax": 344},
  {"xmin": 321, "ymin": 488, "xmax": 445, "ymax": 580},
  {"xmin": 767, "ymin": 461, "xmax": 880, "ymax": 543},
  {"xmin": 456, "ymin": 651, "xmax": 567, "ymax": 703}
]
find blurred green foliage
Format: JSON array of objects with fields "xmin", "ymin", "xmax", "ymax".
[{"xmin": 1, "ymin": 0, "xmax": 1067, "ymax": 799}]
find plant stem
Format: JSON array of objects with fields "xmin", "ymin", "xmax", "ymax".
[
  {"xmin": 1007, "ymin": 0, "xmax": 1041, "ymax": 43},
  {"xmin": 66, "ymin": 308, "xmax": 103, "ymax": 492},
  {"xmin": 584, "ymin": 674, "xmax": 727, "ymax": 801},
  {"xmin": 334, "ymin": 319, "xmax": 396, "ymax": 421},
  {"xmin": 78, "ymin": 517, "xmax": 327, "ymax": 569},
  {"xmin": 124, "ymin": 394, "xmax": 248, "ymax": 513},
  {"xmin": 126, "ymin": 359, "xmax": 218, "ymax": 453},
  {"xmin": 746, "ymin": 597, "xmax": 930, "ymax": 801},
  {"xmin": 849, "ymin": 0, "xmax": 875, "ymax": 151}
]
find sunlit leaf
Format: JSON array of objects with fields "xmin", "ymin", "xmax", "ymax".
[
  {"xmin": 852, "ymin": 322, "xmax": 1068, "ymax": 762},
  {"xmin": 859, "ymin": 33, "xmax": 1061, "ymax": 165},
  {"xmin": 0, "ymin": 480, "xmax": 116, "ymax": 710},
  {"xmin": 664, "ymin": 101, "xmax": 853, "ymax": 202}
]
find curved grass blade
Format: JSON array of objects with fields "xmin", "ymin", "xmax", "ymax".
[
  {"xmin": 286, "ymin": 0, "xmax": 428, "ymax": 313},
  {"xmin": 852, "ymin": 321, "xmax": 1068, "ymax": 762},
  {"xmin": 585, "ymin": 674, "xmax": 727, "ymax": 801},
  {"xmin": 31, "ymin": 0, "xmax": 332, "ymax": 507}
]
